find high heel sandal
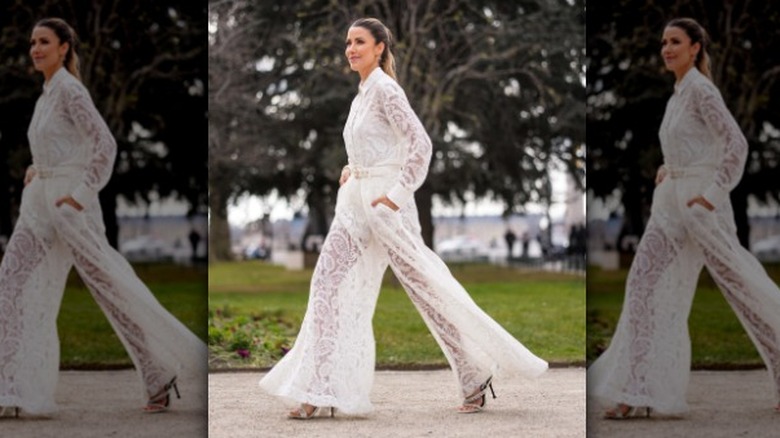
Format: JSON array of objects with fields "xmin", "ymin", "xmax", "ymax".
[
  {"xmin": 143, "ymin": 376, "xmax": 181, "ymax": 413},
  {"xmin": 457, "ymin": 376, "xmax": 497, "ymax": 414},
  {"xmin": 288, "ymin": 403, "xmax": 335, "ymax": 420},
  {"xmin": 0, "ymin": 406, "xmax": 20, "ymax": 419},
  {"xmin": 604, "ymin": 403, "xmax": 651, "ymax": 420}
]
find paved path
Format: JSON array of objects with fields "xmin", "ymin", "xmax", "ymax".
[
  {"xmin": 587, "ymin": 369, "xmax": 779, "ymax": 437},
  {"xmin": 0, "ymin": 370, "xmax": 207, "ymax": 438},
  {"xmin": 5, "ymin": 368, "xmax": 771, "ymax": 437},
  {"xmin": 208, "ymin": 368, "xmax": 586, "ymax": 438}
]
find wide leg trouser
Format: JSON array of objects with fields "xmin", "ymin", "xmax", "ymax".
[
  {"xmin": 588, "ymin": 176, "xmax": 780, "ymax": 414},
  {"xmin": 0, "ymin": 175, "xmax": 206, "ymax": 414},
  {"xmin": 260, "ymin": 174, "xmax": 547, "ymax": 414}
]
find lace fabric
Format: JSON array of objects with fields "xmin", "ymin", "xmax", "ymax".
[
  {"xmin": 588, "ymin": 67, "xmax": 780, "ymax": 414},
  {"xmin": 259, "ymin": 68, "xmax": 548, "ymax": 414},
  {"xmin": 0, "ymin": 67, "xmax": 207, "ymax": 414}
]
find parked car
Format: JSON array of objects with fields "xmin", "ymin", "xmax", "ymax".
[
  {"xmin": 436, "ymin": 235, "xmax": 490, "ymax": 262},
  {"xmin": 244, "ymin": 244, "xmax": 271, "ymax": 260},
  {"xmin": 120, "ymin": 235, "xmax": 173, "ymax": 262},
  {"xmin": 752, "ymin": 235, "xmax": 780, "ymax": 263}
]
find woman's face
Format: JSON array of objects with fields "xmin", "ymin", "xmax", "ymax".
[
  {"xmin": 345, "ymin": 26, "xmax": 384, "ymax": 78},
  {"xmin": 30, "ymin": 26, "xmax": 68, "ymax": 78},
  {"xmin": 661, "ymin": 26, "xmax": 700, "ymax": 77}
]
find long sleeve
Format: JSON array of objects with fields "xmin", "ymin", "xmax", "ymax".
[
  {"xmin": 378, "ymin": 82, "xmax": 433, "ymax": 207},
  {"xmin": 62, "ymin": 82, "xmax": 118, "ymax": 207},
  {"xmin": 694, "ymin": 82, "xmax": 748, "ymax": 207}
]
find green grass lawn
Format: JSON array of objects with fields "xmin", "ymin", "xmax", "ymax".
[
  {"xmin": 59, "ymin": 264, "xmax": 208, "ymax": 368},
  {"xmin": 208, "ymin": 261, "xmax": 585, "ymax": 369},
  {"xmin": 587, "ymin": 264, "xmax": 780, "ymax": 368}
]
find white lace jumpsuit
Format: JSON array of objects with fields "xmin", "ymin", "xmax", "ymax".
[
  {"xmin": 0, "ymin": 67, "xmax": 207, "ymax": 415},
  {"xmin": 588, "ymin": 67, "xmax": 780, "ymax": 414},
  {"xmin": 259, "ymin": 67, "xmax": 548, "ymax": 414}
]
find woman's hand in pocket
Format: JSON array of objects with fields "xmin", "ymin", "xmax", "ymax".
[
  {"xmin": 370, "ymin": 194, "xmax": 399, "ymax": 211},
  {"xmin": 686, "ymin": 195, "xmax": 714, "ymax": 211},
  {"xmin": 55, "ymin": 195, "xmax": 84, "ymax": 211}
]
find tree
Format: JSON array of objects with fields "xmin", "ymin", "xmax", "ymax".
[
  {"xmin": 587, "ymin": 0, "xmax": 780, "ymax": 250},
  {"xmin": 207, "ymin": 0, "xmax": 585, "ymax": 260},
  {"xmin": 0, "ymin": 1, "xmax": 208, "ymax": 247}
]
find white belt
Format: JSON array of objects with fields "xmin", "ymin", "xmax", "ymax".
[
  {"xmin": 349, "ymin": 164, "xmax": 402, "ymax": 179},
  {"xmin": 666, "ymin": 165, "xmax": 716, "ymax": 179},
  {"xmin": 35, "ymin": 164, "xmax": 85, "ymax": 179}
]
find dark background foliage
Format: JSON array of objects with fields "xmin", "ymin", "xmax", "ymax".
[
  {"xmin": 208, "ymin": 0, "xmax": 585, "ymax": 260},
  {"xmin": 587, "ymin": 0, "xmax": 780, "ymax": 249},
  {"xmin": 0, "ymin": 0, "xmax": 208, "ymax": 247}
]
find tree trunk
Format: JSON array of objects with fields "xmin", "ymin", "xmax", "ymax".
[
  {"xmin": 208, "ymin": 178, "xmax": 233, "ymax": 263},
  {"xmin": 732, "ymin": 183, "xmax": 751, "ymax": 250},
  {"xmin": 618, "ymin": 181, "xmax": 645, "ymax": 268},
  {"xmin": 301, "ymin": 188, "xmax": 330, "ymax": 252},
  {"xmin": 99, "ymin": 182, "xmax": 119, "ymax": 249},
  {"xmin": 0, "ymin": 145, "xmax": 11, "ymax": 240},
  {"xmin": 416, "ymin": 182, "xmax": 434, "ymax": 249}
]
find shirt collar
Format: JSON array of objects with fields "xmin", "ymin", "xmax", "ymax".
[
  {"xmin": 358, "ymin": 67, "xmax": 384, "ymax": 94},
  {"xmin": 674, "ymin": 67, "xmax": 700, "ymax": 94},
  {"xmin": 43, "ymin": 67, "xmax": 69, "ymax": 95}
]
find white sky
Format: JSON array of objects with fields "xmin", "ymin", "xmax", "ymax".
[
  {"xmin": 228, "ymin": 169, "xmax": 577, "ymax": 226},
  {"xmin": 587, "ymin": 189, "xmax": 780, "ymax": 221}
]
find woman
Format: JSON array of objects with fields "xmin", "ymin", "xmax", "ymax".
[
  {"xmin": 588, "ymin": 17, "xmax": 780, "ymax": 418},
  {"xmin": 0, "ymin": 17, "xmax": 206, "ymax": 417},
  {"xmin": 259, "ymin": 17, "xmax": 548, "ymax": 419}
]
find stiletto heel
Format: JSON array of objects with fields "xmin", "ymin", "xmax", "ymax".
[
  {"xmin": 457, "ymin": 376, "xmax": 496, "ymax": 414},
  {"xmin": 604, "ymin": 404, "xmax": 651, "ymax": 420},
  {"xmin": 288, "ymin": 403, "xmax": 335, "ymax": 420},
  {"xmin": 144, "ymin": 376, "xmax": 180, "ymax": 413},
  {"xmin": 0, "ymin": 406, "xmax": 20, "ymax": 419}
]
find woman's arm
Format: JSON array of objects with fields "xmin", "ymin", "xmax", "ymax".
[
  {"xmin": 379, "ymin": 82, "xmax": 433, "ymax": 208},
  {"xmin": 62, "ymin": 82, "xmax": 118, "ymax": 208},
  {"xmin": 695, "ymin": 81, "xmax": 748, "ymax": 207}
]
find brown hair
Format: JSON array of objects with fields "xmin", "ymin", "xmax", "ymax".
[
  {"xmin": 350, "ymin": 18, "xmax": 397, "ymax": 81},
  {"xmin": 666, "ymin": 18, "xmax": 712, "ymax": 80},
  {"xmin": 35, "ymin": 17, "xmax": 81, "ymax": 81}
]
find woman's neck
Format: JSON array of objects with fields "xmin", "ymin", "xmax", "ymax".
[
  {"xmin": 43, "ymin": 65, "xmax": 64, "ymax": 85},
  {"xmin": 674, "ymin": 64, "xmax": 695, "ymax": 86},
  {"xmin": 359, "ymin": 65, "xmax": 380, "ymax": 84}
]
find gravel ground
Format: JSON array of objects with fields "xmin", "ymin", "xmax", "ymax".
[
  {"xmin": 587, "ymin": 369, "xmax": 780, "ymax": 437},
  {"xmin": 8, "ymin": 368, "xmax": 771, "ymax": 437},
  {"xmin": 0, "ymin": 369, "xmax": 208, "ymax": 438},
  {"xmin": 208, "ymin": 367, "xmax": 586, "ymax": 438}
]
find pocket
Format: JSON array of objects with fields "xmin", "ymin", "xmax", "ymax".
[
  {"xmin": 57, "ymin": 199, "xmax": 86, "ymax": 214},
  {"xmin": 374, "ymin": 202, "xmax": 398, "ymax": 213},
  {"xmin": 689, "ymin": 200, "xmax": 714, "ymax": 213}
]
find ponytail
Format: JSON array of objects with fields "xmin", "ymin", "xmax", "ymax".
[
  {"xmin": 697, "ymin": 49, "xmax": 712, "ymax": 80},
  {"xmin": 381, "ymin": 46, "xmax": 397, "ymax": 81}
]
